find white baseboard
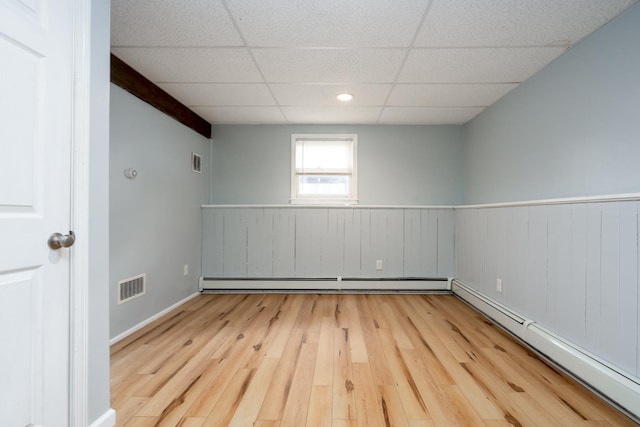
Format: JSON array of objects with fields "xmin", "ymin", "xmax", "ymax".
[
  {"xmin": 200, "ymin": 278, "xmax": 450, "ymax": 292},
  {"xmin": 110, "ymin": 292, "xmax": 200, "ymax": 345},
  {"xmin": 452, "ymin": 279, "xmax": 640, "ymax": 422},
  {"xmin": 89, "ymin": 408, "xmax": 116, "ymax": 427}
]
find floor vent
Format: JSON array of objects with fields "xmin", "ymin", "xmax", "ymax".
[
  {"xmin": 191, "ymin": 152, "xmax": 202, "ymax": 173},
  {"xmin": 117, "ymin": 273, "xmax": 146, "ymax": 304}
]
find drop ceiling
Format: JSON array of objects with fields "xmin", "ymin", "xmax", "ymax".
[{"xmin": 111, "ymin": 0, "xmax": 636, "ymax": 125}]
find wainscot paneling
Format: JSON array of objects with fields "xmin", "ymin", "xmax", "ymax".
[
  {"xmin": 202, "ymin": 205, "xmax": 454, "ymax": 280},
  {"xmin": 455, "ymin": 199, "xmax": 640, "ymax": 379}
]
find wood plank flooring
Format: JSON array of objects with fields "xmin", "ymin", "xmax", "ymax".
[{"xmin": 111, "ymin": 294, "xmax": 638, "ymax": 426}]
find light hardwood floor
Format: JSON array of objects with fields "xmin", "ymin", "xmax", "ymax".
[{"xmin": 111, "ymin": 294, "xmax": 638, "ymax": 426}]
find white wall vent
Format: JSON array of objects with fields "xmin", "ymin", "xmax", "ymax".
[
  {"xmin": 191, "ymin": 152, "xmax": 202, "ymax": 173},
  {"xmin": 117, "ymin": 273, "xmax": 146, "ymax": 304}
]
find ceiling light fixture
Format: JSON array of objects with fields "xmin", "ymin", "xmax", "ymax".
[{"xmin": 336, "ymin": 93, "xmax": 354, "ymax": 102}]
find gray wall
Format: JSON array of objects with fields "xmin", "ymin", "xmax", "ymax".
[
  {"xmin": 206, "ymin": 124, "xmax": 461, "ymax": 282},
  {"xmin": 109, "ymin": 84, "xmax": 210, "ymax": 339},
  {"xmin": 456, "ymin": 3, "xmax": 640, "ymax": 381},
  {"xmin": 211, "ymin": 124, "xmax": 463, "ymax": 206},
  {"xmin": 89, "ymin": 0, "xmax": 111, "ymax": 423},
  {"xmin": 463, "ymin": 2, "xmax": 640, "ymax": 205}
]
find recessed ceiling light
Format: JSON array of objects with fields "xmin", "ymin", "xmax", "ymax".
[{"xmin": 336, "ymin": 93, "xmax": 354, "ymax": 102}]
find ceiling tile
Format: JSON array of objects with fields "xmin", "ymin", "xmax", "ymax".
[
  {"xmin": 379, "ymin": 107, "xmax": 484, "ymax": 124},
  {"xmin": 110, "ymin": 0, "xmax": 637, "ymax": 125},
  {"xmin": 157, "ymin": 83, "xmax": 276, "ymax": 107},
  {"xmin": 225, "ymin": 0, "xmax": 428, "ymax": 47},
  {"xmin": 282, "ymin": 106, "xmax": 382, "ymax": 123},
  {"xmin": 399, "ymin": 47, "xmax": 566, "ymax": 83},
  {"xmin": 193, "ymin": 107, "xmax": 287, "ymax": 124},
  {"xmin": 111, "ymin": 0, "xmax": 243, "ymax": 47},
  {"xmin": 270, "ymin": 84, "xmax": 392, "ymax": 106},
  {"xmin": 416, "ymin": 0, "xmax": 636, "ymax": 47},
  {"xmin": 252, "ymin": 48, "xmax": 406, "ymax": 83},
  {"xmin": 387, "ymin": 83, "xmax": 518, "ymax": 107},
  {"xmin": 111, "ymin": 48, "xmax": 263, "ymax": 83}
]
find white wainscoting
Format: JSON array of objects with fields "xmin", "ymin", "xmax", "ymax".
[
  {"xmin": 202, "ymin": 205, "xmax": 454, "ymax": 282},
  {"xmin": 455, "ymin": 198, "xmax": 640, "ymax": 381}
]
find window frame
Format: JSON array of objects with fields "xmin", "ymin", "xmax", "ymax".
[{"xmin": 290, "ymin": 133, "xmax": 358, "ymax": 205}]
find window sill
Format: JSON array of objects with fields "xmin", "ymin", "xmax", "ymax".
[{"xmin": 290, "ymin": 198, "xmax": 359, "ymax": 206}]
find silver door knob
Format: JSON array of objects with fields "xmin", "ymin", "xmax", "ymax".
[{"xmin": 48, "ymin": 231, "xmax": 76, "ymax": 250}]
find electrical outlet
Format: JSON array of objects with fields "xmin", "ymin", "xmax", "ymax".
[
  {"xmin": 496, "ymin": 278, "xmax": 502, "ymax": 293},
  {"xmin": 183, "ymin": 264, "xmax": 189, "ymax": 276},
  {"xmin": 376, "ymin": 260, "xmax": 383, "ymax": 270}
]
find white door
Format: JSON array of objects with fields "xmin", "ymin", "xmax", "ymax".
[{"xmin": 0, "ymin": 0, "xmax": 75, "ymax": 425}]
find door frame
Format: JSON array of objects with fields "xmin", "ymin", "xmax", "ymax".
[{"xmin": 69, "ymin": 0, "xmax": 92, "ymax": 424}]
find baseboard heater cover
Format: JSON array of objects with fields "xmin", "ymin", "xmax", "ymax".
[
  {"xmin": 451, "ymin": 279, "xmax": 527, "ymax": 339},
  {"xmin": 200, "ymin": 277, "xmax": 451, "ymax": 292},
  {"xmin": 452, "ymin": 279, "xmax": 640, "ymax": 421},
  {"xmin": 526, "ymin": 324, "xmax": 640, "ymax": 420}
]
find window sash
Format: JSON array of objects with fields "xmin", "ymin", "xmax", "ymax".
[
  {"xmin": 296, "ymin": 174, "xmax": 351, "ymax": 197},
  {"xmin": 295, "ymin": 139, "xmax": 353, "ymax": 171}
]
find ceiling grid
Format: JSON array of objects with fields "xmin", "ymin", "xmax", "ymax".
[{"xmin": 111, "ymin": 0, "xmax": 637, "ymax": 125}]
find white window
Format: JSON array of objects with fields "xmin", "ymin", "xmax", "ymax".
[{"xmin": 291, "ymin": 134, "xmax": 357, "ymax": 204}]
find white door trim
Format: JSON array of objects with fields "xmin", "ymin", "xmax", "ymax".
[{"xmin": 69, "ymin": 0, "xmax": 92, "ymax": 424}]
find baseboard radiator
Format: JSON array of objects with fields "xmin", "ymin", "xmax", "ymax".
[
  {"xmin": 452, "ymin": 279, "xmax": 640, "ymax": 422},
  {"xmin": 200, "ymin": 277, "xmax": 451, "ymax": 293}
]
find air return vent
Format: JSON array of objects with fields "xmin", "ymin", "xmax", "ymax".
[
  {"xmin": 191, "ymin": 152, "xmax": 202, "ymax": 173},
  {"xmin": 117, "ymin": 273, "xmax": 146, "ymax": 304}
]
